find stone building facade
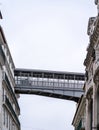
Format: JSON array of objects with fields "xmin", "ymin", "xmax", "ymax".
[
  {"xmin": 73, "ymin": 1, "xmax": 99, "ymax": 130},
  {"xmin": 72, "ymin": 95, "xmax": 86, "ymax": 130},
  {"xmin": 0, "ymin": 14, "xmax": 20, "ymax": 130}
]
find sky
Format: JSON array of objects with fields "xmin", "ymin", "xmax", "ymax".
[{"xmin": 0, "ymin": 0, "xmax": 97, "ymax": 130}]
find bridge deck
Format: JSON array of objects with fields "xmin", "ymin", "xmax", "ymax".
[{"xmin": 14, "ymin": 68, "xmax": 85, "ymax": 102}]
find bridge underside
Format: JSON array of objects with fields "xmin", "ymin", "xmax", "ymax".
[
  {"xmin": 15, "ymin": 86, "xmax": 83, "ymax": 102},
  {"xmin": 14, "ymin": 68, "xmax": 85, "ymax": 102}
]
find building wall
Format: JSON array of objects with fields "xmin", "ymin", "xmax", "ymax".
[
  {"xmin": 0, "ymin": 23, "xmax": 20, "ymax": 130},
  {"xmin": 84, "ymin": 1, "xmax": 99, "ymax": 130},
  {"xmin": 72, "ymin": 1, "xmax": 99, "ymax": 130}
]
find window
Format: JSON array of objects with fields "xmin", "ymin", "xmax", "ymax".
[
  {"xmin": 6, "ymin": 111, "xmax": 8, "ymax": 128},
  {"xmin": 9, "ymin": 117, "xmax": 10, "ymax": 130},
  {"xmin": 3, "ymin": 107, "xmax": 5, "ymax": 125},
  {"xmin": 2, "ymin": 87, "xmax": 4, "ymax": 101}
]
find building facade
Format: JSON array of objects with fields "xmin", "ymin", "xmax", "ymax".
[
  {"xmin": 73, "ymin": 1, "xmax": 99, "ymax": 130},
  {"xmin": 72, "ymin": 95, "xmax": 86, "ymax": 130},
  {"xmin": 0, "ymin": 14, "xmax": 20, "ymax": 130}
]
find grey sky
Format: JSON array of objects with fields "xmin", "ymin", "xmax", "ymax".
[{"xmin": 0, "ymin": 0, "xmax": 97, "ymax": 130}]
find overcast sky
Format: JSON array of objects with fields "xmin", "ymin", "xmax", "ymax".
[{"xmin": 0, "ymin": 0, "xmax": 97, "ymax": 130}]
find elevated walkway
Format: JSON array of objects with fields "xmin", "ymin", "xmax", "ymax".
[{"xmin": 14, "ymin": 68, "xmax": 85, "ymax": 102}]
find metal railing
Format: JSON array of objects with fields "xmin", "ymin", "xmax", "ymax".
[{"xmin": 15, "ymin": 78, "xmax": 83, "ymax": 90}]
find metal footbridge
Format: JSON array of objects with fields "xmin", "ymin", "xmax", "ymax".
[{"xmin": 14, "ymin": 68, "xmax": 85, "ymax": 102}]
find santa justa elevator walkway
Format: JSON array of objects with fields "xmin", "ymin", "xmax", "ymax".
[{"xmin": 14, "ymin": 68, "xmax": 85, "ymax": 102}]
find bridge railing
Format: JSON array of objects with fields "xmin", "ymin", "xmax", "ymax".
[{"xmin": 15, "ymin": 77, "xmax": 84, "ymax": 89}]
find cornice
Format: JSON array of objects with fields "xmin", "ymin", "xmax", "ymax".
[
  {"xmin": 84, "ymin": 16, "xmax": 99, "ymax": 67},
  {"xmin": 95, "ymin": 0, "xmax": 98, "ymax": 5}
]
